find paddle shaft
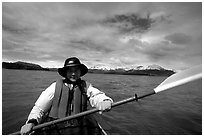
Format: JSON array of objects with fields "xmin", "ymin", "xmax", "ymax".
[{"xmin": 11, "ymin": 91, "xmax": 155, "ymax": 135}]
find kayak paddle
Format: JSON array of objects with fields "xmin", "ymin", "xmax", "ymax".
[
  {"xmin": 10, "ymin": 65, "xmax": 202, "ymax": 135},
  {"xmin": 154, "ymin": 64, "xmax": 202, "ymax": 93}
]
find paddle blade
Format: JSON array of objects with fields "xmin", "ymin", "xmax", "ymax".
[{"xmin": 154, "ymin": 65, "xmax": 202, "ymax": 93}]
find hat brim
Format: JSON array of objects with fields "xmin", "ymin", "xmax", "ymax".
[{"xmin": 58, "ymin": 64, "xmax": 88, "ymax": 78}]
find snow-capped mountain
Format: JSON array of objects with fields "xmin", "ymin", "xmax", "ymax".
[
  {"xmin": 89, "ymin": 66, "xmax": 114, "ymax": 70},
  {"xmin": 144, "ymin": 64, "xmax": 165, "ymax": 70},
  {"xmin": 89, "ymin": 64, "xmax": 175, "ymax": 76},
  {"xmin": 90, "ymin": 64, "xmax": 166, "ymax": 71}
]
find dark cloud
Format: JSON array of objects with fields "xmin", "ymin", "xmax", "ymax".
[
  {"xmin": 102, "ymin": 13, "xmax": 155, "ymax": 34},
  {"xmin": 2, "ymin": 24, "xmax": 35, "ymax": 36},
  {"xmin": 118, "ymin": 57, "xmax": 136, "ymax": 65},
  {"xmin": 154, "ymin": 14, "xmax": 173, "ymax": 25},
  {"xmin": 2, "ymin": 31, "xmax": 29, "ymax": 52},
  {"xmin": 146, "ymin": 48, "xmax": 169, "ymax": 61},
  {"xmin": 129, "ymin": 37, "xmax": 183, "ymax": 62},
  {"xmin": 165, "ymin": 33, "xmax": 193, "ymax": 45},
  {"xmin": 69, "ymin": 39, "xmax": 114, "ymax": 53},
  {"xmin": 2, "ymin": 39, "xmax": 15, "ymax": 50},
  {"xmin": 94, "ymin": 59, "xmax": 102, "ymax": 62}
]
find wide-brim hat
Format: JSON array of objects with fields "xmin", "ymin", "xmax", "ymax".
[{"xmin": 58, "ymin": 57, "xmax": 88, "ymax": 77}]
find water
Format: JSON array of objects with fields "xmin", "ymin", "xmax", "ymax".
[{"xmin": 2, "ymin": 69, "xmax": 202, "ymax": 135}]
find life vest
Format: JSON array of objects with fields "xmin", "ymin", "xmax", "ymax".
[{"xmin": 49, "ymin": 79, "xmax": 88, "ymax": 119}]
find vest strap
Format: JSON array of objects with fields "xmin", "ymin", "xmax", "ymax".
[{"xmin": 49, "ymin": 79, "xmax": 63, "ymax": 118}]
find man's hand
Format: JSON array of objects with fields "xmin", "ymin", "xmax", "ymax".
[
  {"xmin": 97, "ymin": 100, "xmax": 112, "ymax": 114},
  {"xmin": 20, "ymin": 123, "xmax": 34, "ymax": 135}
]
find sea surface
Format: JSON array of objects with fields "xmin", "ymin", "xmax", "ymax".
[{"xmin": 2, "ymin": 69, "xmax": 202, "ymax": 135}]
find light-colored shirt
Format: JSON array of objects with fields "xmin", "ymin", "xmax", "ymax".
[{"xmin": 26, "ymin": 81, "xmax": 113, "ymax": 124}]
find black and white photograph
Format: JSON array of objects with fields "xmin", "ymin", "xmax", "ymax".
[{"xmin": 2, "ymin": 2, "xmax": 202, "ymax": 135}]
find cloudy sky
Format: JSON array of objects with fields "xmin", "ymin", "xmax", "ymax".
[{"xmin": 2, "ymin": 2, "xmax": 202, "ymax": 71}]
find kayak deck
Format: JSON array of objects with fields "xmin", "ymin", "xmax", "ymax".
[{"xmin": 33, "ymin": 115, "xmax": 107, "ymax": 135}]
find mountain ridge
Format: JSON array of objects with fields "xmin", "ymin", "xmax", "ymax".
[
  {"xmin": 2, "ymin": 61, "xmax": 175, "ymax": 76},
  {"xmin": 89, "ymin": 64, "xmax": 171, "ymax": 71}
]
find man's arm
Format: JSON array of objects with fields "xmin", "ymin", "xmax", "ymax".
[
  {"xmin": 86, "ymin": 82, "xmax": 113, "ymax": 112},
  {"xmin": 26, "ymin": 82, "xmax": 56, "ymax": 124},
  {"xmin": 20, "ymin": 82, "xmax": 56, "ymax": 134}
]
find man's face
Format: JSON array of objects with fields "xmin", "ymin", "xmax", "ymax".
[{"xmin": 66, "ymin": 66, "xmax": 81, "ymax": 82}]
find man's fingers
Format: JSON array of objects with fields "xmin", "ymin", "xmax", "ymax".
[
  {"xmin": 97, "ymin": 101, "xmax": 112, "ymax": 115},
  {"xmin": 20, "ymin": 123, "xmax": 34, "ymax": 135},
  {"xmin": 29, "ymin": 131, "xmax": 35, "ymax": 135}
]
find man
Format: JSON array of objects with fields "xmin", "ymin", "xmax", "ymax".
[{"xmin": 20, "ymin": 57, "xmax": 113, "ymax": 135}]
